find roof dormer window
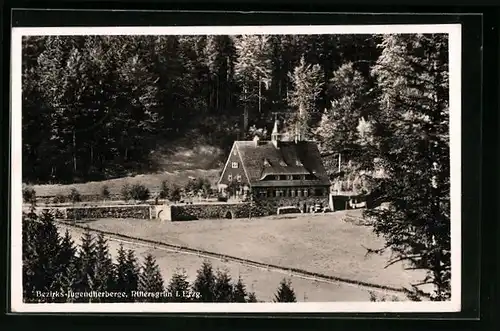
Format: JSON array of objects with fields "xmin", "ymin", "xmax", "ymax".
[
  {"xmin": 296, "ymin": 160, "xmax": 303, "ymax": 166},
  {"xmin": 279, "ymin": 160, "xmax": 287, "ymax": 167},
  {"xmin": 264, "ymin": 159, "xmax": 271, "ymax": 167}
]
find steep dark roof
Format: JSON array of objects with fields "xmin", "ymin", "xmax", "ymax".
[{"xmin": 235, "ymin": 140, "xmax": 330, "ymax": 186}]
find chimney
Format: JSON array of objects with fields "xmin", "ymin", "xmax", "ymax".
[{"xmin": 271, "ymin": 119, "xmax": 281, "ymax": 148}]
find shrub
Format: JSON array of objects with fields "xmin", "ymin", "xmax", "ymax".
[
  {"xmin": 121, "ymin": 184, "xmax": 131, "ymax": 201},
  {"xmin": 159, "ymin": 181, "xmax": 169, "ymax": 199},
  {"xmin": 168, "ymin": 185, "xmax": 181, "ymax": 202},
  {"xmin": 217, "ymin": 195, "xmax": 228, "ymax": 202},
  {"xmin": 101, "ymin": 185, "xmax": 111, "ymax": 200},
  {"xmin": 22, "ymin": 186, "xmax": 36, "ymax": 204},
  {"xmin": 184, "ymin": 177, "xmax": 212, "ymax": 198},
  {"xmin": 69, "ymin": 188, "xmax": 81, "ymax": 203},
  {"xmin": 129, "ymin": 184, "xmax": 150, "ymax": 201},
  {"xmin": 53, "ymin": 194, "xmax": 66, "ymax": 204}
]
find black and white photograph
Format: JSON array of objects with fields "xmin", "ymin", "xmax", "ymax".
[{"xmin": 11, "ymin": 23, "xmax": 461, "ymax": 313}]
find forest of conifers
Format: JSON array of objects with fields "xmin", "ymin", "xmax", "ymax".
[{"xmin": 22, "ymin": 33, "xmax": 447, "ymax": 184}]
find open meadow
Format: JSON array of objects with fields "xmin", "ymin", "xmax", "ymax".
[
  {"xmin": 58, "ymin": 223, "xmax": 395, "ymax": 302},
  {"xmin": 74, "ymin": 210, "xmax": 427, "ymax": 292}
]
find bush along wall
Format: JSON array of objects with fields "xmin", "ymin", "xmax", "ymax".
[{"xmin": 66, "ymin": 205, "xmax": 152, "ymax": 220}]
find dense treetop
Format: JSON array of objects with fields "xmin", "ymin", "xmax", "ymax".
[{"xmin": 22, "ymin": 34, "xmax": 380, "ymax": 183}]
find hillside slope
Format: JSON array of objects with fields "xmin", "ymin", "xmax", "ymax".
[{"xmin": 30, "ymin": 140, "xmax": 226, "ymax": 197}]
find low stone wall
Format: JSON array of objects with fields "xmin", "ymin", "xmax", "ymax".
[
  {"xmin": 168, "ymin": 203, "xmax": 255, "ymax": 221},
  {"xmin": 64, "ymin": 205, "xmax": 153, "ymax": 220}
]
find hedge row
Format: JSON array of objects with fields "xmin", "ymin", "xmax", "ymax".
[
  {"xmin": 66, "ymin": 205, "xmax": 152, "ymax": 220},
  {"xmin": 170, "ymin": 203, "xmax": 254, "ymax": 221}
]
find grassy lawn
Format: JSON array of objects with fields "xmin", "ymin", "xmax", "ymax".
[
  {"xmin": 28, "ymin": 143, "xmax": 224, "ymax": 197},
  {"xmin": 30, "ymin": 169, "xmax": 220, "ymax": 197},
  {"xmin": 59, "ymin": 223, "xmax": 384, "ymax": 302},
  {"xmin": 77, "ymin": 210, "xmax": 427, "ymax": 291}
]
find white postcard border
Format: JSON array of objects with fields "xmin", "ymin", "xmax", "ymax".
[{"xmin": 10, "ymin": 23, "xmax": 462, "ymax": 313}]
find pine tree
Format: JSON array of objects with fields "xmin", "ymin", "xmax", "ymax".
[
  {"xmin": 22, "ymin": 211, "xmax": 39, "ymax": 302},
  {"xmin": 32, "ymin": 211, "xmax": 63, "ymax": 302},
  {"xmin": 273, "ymin": 278, "xmax": 297, "ymax": 302},
  {"xmin": 139, "ymin": 254, "xmax": 165, "ymax": 302},
  {"xmin": 93, "ymin": 233, "xmax": 115, "ymax": 302},
  {"xmin": 247, "ymin": 292, "xmax": 258, "ymax": 303},
  {"xmin": 234, "ymin": 35, "xmax": 273, "ymax": 131},
  {"xmin": 53, "ymin": 229, "xmax": 77, "ymax": 302},
  {"xmin": 365, "ymin": 33, "xmax": 450, "ymax": 301},
  {"xmin": 213, "ymin": 268, "xmax": 234, "ymax": 302},
  {"xmin": 288, "ymin": 56, "xmax": 323, "ymax": 140},
  {"xmin": 114, "ymin": 244, "xmax": 128, "ymax": 293},
  {"xmin": 192, "ymin": 260, "xmax": 216, "ymax": 302},
  {"xmin": 231, "ymin": 276, "xmax": 247, "ymax": 303},
  {"xmin": 75, "ymin": 228, "xmax": 97, "ymax": 301},
  {"xmin": 315, "ymin": 62, "xmax": 369, "ymax": 152},
  {"xmin": 167, "ymin": 269, "xmax": 192, "ymax": 302},
  {"xmin": 125, "ymin": 249, "xmax": 140, "ymax": 301},
  {"xmin": 114, "ymin": 245, "xmax": 140, "ymax": 302}
]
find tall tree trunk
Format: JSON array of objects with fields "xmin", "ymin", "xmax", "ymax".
[
  {"xmin": 72, "ymin": 130, "xmax": 77, "ymax": 174},
  {"xmin": 243, "ymin": 86, "xmax": 248, "ymax": 132},
  {"xmin": 90, "ymin": 144, "xmax": 94, "ymax": 167},
  {"xmin": 216, "ymin": 75, "xmax": 220, "ymax": 112},
  {"xmin": 258, "ymin": 77, "xmax": 262, "ymax": 114}
]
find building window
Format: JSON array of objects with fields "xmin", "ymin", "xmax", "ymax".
[
  {"xmin": 287, "ymin": 175, "xmax": 293, "ymax": 180},
  {"xmin": 228, "ymin": 174, "xmax": 232, "ymax": 181},
  {"xmin": 304, "ymin": 189, "xmax": 308, "ymax": 197},
  {"xmin": 236, "ymin": 175, "xmax": 242, "ymax": 182},
  {"xmin": 296, "ymin": 160, "xmax": 303, "ymax": 166},
  {"xmin": 279, "ymin": 160, "xmax": 287, "ymax": 166},
  {"xmin": 233, "ymin": 149, "xmax": 237, "ymax": 156},
  {"xmin": 231, "ymin": 162, "xmax": 239, "ymax": 169},
  {"xmin": 293, "ymin": 175, "xmax": 301, "ymax": 180},
  {"xmin": 291, "ymin": 189, "xmax": 296, "ymax": 197}
]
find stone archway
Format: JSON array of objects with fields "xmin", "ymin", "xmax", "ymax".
[{"xmin": 224, "ymin": 211, "xmax": 234, "ymax": 219}]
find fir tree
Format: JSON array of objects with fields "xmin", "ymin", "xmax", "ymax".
[
  {"xmin": 273, "ymin": 278, "xmax": 297, "ymax": 302},
  {"xmin": 192, "ymin": 260, "xmax": 216, "ymax": 302},
  {"xmin": 365, "ymin": 33, "xmax": 451, "ymax": 301},
  {"xmin": 234, "ymin": 35, "xmax": 273, "ymax": 131},
  {"xmin": 75, "ymin": 228, "xmax": 96, "ymax": 301},
  {"xmin": 288, "ymin": 56, "xmax": 323, "ymax": 139},
  {"xmin": 53, "ymin": 229, "xmax": 77, "ymax": 302},
  {"xmin": 115, "ymin": 248, "xmax": 140, "ymax": 302},
  {"xmin": 167, "ymin": 269, "xmax": 192, "ymax": 302},
  {"xmin": 231, "ymin": 276, "xmax": 247, "ymax": 303},
  {"xmin": 139, "ymin": 254, "xmax": 165, "ymax": 302},
  {"xmin": 213, "ymin": 268, "xmax": 234, "ymax": 302},
  {"xmin": 22, "ymin": 211, "xmax": 39, "ymax": 302},
  {"xmin": 315, "ymin": 62, "xmax": 369, "ymax": 153},
  {"xmin": 247, "ymin": 292, "xmax": 258, "ymax": 303},
  {"xmin": 29, "ymin": 211, "xmax": 63, "ymax": 302},
  {"xmin": 93, "ymin": 233, "xmax": 115, "ymax": 302}
]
